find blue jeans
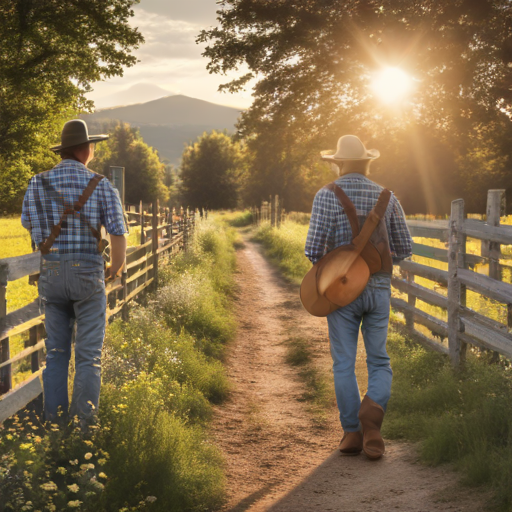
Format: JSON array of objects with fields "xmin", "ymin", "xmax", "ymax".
[
  {"xmin": 327, "ymin": 273, "xmax": 392, "ymax": 432},
  {"xmin": 38, "ymin": 254, "xmax": 106, "ymax": 422}
]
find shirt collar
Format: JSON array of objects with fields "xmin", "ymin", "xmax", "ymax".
[{"xmin": 338, "ymin": 173, "xmax": 370, "ymax": 181}]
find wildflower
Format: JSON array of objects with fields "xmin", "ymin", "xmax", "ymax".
[
  {"xmin": 67, "ymin": 501, "xmax": 82, "ymax": 508},
  {"xmin": 40, "ymin": 482, "xmax": 58, "ymax": 491},
  {"xmin": 92, "ymin": 481, "xmax": 104, "ymax": 491},
  {"xmin": 46, "ymin": 504, "xmax": 56, "ymax": 512},
  {"xmin": 56, "ymin": 467, "xmax": 67, "ymax": 475},
  {"xmin": 84, "ymin": 452, "xmax": 93, "ymax": 460},
  {"xmin": 84, "ymin": 440, "xmax": 93, "ymax": 447},
  {"xmin": 146, "ymin": 496, "xmax": 157, "ymax": 503},
  {"xmin": 97, "ymin": 458, "xmax": 106, "ymax": 466},
  {"xmin": 69, "ymin": 459, "xmax": 79, "ymax": 466},
  {"xmin": 98, "ymin": 472, "xmax": 107, "ymax": 479},
  {"xmin": 67, "ymin": 484, "xmax": 79, "ymax": 493},
  {"xmin": 34, "ymin": 436, "xmax": 42, "ymax": 443},
  {"xmin": 6, "ymin": 434, "xmax": 13, "ymax": 440},
  {"xmin": 25, "ymin": 460, "xmax": 34, "ymax": 466},
  {"xmin": 19, "ymin": 443, "xmax": 32, "ymax": 450}
]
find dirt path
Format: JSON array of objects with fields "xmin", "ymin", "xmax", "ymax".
[{"xmin": 212, "ymin": 238, "xmax": 488, "ymax": 512}]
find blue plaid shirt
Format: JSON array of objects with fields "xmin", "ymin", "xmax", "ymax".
[
  {"xmin": 21, "ymin": 160, "xmax": 127, "ymax": 255},
  {"xmin": 305, "ymin": 173, "xmax": 412, "ymax": 264}
]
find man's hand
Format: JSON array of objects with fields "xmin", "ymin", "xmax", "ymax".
[{"xmin": 107, "ymin": 234, "xmax": 127, "ymax": 279}]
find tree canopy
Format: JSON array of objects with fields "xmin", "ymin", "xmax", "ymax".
[
  {"xmin": 199, "ymin": 0, "xmax": 512, "ymax": 213},
  {"xmin": 0, "ymin": 0, "xmax": 143, "ymax": 211},
  {"xmin": 180, "ymin": 131, "xmax": 244, "ymax": 209},
  {"xmin": 90, "ymin": 123, "xmax": 169, "ymax": 205}
]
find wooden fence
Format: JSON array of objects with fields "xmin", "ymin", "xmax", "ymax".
[
  {"xmin": 0, "ymin": 202, "xmax": 196, "ymax": 422},
  {"xmin": 251, "ymin": 195, "xmax": 285, "ymax": 227},
  {"xmin": 392, "ymin": 189, "xmax": 512, "ymax": 366}
]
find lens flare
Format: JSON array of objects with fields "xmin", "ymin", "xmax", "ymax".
[{"xmin": 371, "ymin": 67, "xmax": 412, "ymax": 104}]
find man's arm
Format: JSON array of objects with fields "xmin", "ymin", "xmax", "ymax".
[
  {"xmin": 305, "ymin": 188, "xmax": 335, "ymax": 264},
  {"xmin": 21, "ymin": 178, "xmax": 34, "ymax": 232},
  {"xmin": 388, "ymin": 195, "xmax": 413, "ymax": 263},
  {"xmin": 108, "ymin": 234, "xmax": 127, "ymax": 278}
]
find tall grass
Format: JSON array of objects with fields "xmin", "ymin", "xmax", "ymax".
[
  {"xmin": 253, "ymin": 221, "xmax": 311, "ymax": 283},
  {"xmin": 383, "ymin": 330, "xmax": 512, "ymax": 511}
]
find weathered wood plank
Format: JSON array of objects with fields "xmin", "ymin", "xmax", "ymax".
[
  {"xmin": 126, "ymin": 239, "xmax": 153, "ymax": 265},
  {"xmin": 0, "ymin": 252, "xmax": 40, "ymax": 284},
  {"xmin": 0, "ymin": 300, "xmax": 41, "ymax": 341},
  {"xmin": 125, "ymin": 277, "xmax": 154, "ymax": 303},
  {"xmin": 412, "ymin": 242, "xmax": 448, "ymax": 262},
  {"xmin": 406, "ymin": 220, "xmax": 448, "ymax": 241},
  {"xmin": 461, "ymin": 317, "xmax": 512, "ymax": 359},
  {"xmin": 391, "ymin": 277, "xmax": 448, "ymax": 309},
  {"xmin": 409, "ymin": 328, "xmax": 449, "ymax": 355},
  {"xmin": 126, "ymin": 264, "xmax": 154, "ymax": 285},
  {"xmin": 448, "ymin": 199, "xmax": 466, "ymax": 366},
  {"xmin": 0, "ymin": 370, "xmax": 42, "ymax": 424},
  {"xmin": 126, "ymin": 249, "xmax": 154, "ymax": 271},
  {"xmin": 391, "ymin": 297, "xmax": 448, "ymax": 336},
  {"xmin": 462, "ymin": 219, "xmax": 512, "ymax": 245},
  {"xmin": 396, "ymin": 259, "xmax": 448, "ymax": 286},
  {"xmin": 0, "ymin": 341, "xmax": 45, "ymax": 369},
  {"xmin": 458, "ymin": 268, "xmax": 512, "ymax": 304}
]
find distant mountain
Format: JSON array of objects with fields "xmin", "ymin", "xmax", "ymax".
[
  {"xmin": 92, "ymin": 83, "xmax": 176, "ymax": 109},
  {"xmin": 82, "ymin": 95, "xmax": 243, "ymax": 164}
]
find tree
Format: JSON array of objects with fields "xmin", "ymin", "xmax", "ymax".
[
  {"xmin": 90, "ymin": 123, "xmax": 169, "ymax": 205},
  {"xmin": 180, "ymin": 131, "xmax": 244, "ymax": 209},
  {"xmin": 199, "ymin": 0, "xmax": 512, "ymax": 213},
  {"xmin": 0, "ymin": 0, "xmax": 143, "ymax": 211}
]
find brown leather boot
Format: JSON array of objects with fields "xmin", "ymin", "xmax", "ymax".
[
  {"xmin": 339, "ymin": 431, "xmax": 363, "ymax": 455},
  {"xmin": 358, "ymin": 395, "xmax": 385, "ymax": 460}
]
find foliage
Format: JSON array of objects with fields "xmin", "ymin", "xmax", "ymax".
[
  {"xmin": 199, "ymin": 0, "xmax": 512, "ymax": 213},
  {"xmin": 90, "ymin": 123, "xmax": 169, "ymax": 205},
  {"xmin": 0, "ymin": 1, "xmax": 143, "ymax": 212},
  {"xmin": 253, "ymin": 221, "xmax": 311, "ymax": 284},
  {"xmin": 180, "ymin": 131, "xmax": 244, "ymax": 210},
  {"xmin": 384, "ymin": 330, "xmax": 512, "ymax": 511},
  {"xmin": 217, "ymin": 210, "xmax": 254, "ymax": 227}
]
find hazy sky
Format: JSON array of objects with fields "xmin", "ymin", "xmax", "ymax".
[{"xmin": 86, "ymin": 0, "xmax": 253, "ymax": 110}]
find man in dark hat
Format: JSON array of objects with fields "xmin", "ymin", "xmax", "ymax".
[
  {"xmin": 21, "ymin": 119, "xmax": 127, "ymax": 424},
  {"xmin": 305, "ymin": 135, "xmax": 412, "ymax": 459}
]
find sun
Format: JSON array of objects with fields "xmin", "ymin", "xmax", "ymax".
[{"xmin": 371, "ymin": 67, "xmax": 412, "ymax": 105}]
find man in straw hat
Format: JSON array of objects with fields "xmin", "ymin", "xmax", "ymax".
[
  {"xmin": 21, "ymin": 119, "xmax": 127, "ymax": 425},
  {"xmin": 305, "ymin": 135, "xmax": 412, "ymax": 459}
]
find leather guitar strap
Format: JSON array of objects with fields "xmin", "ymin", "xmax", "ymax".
[
  {"xmin": 325, "ymin": 182, "xmax": 360, "ymax": 237},
  {"xmin": 351, "ymin": 189, "xmax": 391, "ymax": 251},
  {"xmin": 39, "ymin": 174, "xmax": 104, "ymax": 255}
]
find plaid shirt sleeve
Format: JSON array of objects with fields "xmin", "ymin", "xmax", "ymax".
[
  {"xmin": 21, "ymin": 178, "xmax": 35, "ymax": 232},
  {"xmin": 305, "ymin": 187, "xmax": 338, "ymax": 264},
  {"xmin": 387, "ymin": 194, "xmax": 413, "ymax": 261},
  {"xmin": 98, "ymin": 178, "xmax": 128, "ymax": 236}
]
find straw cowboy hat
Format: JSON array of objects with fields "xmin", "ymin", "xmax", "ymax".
[
  {"xmin": 321, "ymin": 135, "xmax": 380, "ymax": 162},
  {"xmin": 50, "ymin": 119, "xmax": 109, "ymax": 153}
]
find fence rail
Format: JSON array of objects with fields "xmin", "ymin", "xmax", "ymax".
[
  {"xmin": 392, "ymin": 189, "xmax": 512, "ymax": 366},
  {"xmin": 0, "ymin": 202, "xmax": 197, "ymax": 423}
]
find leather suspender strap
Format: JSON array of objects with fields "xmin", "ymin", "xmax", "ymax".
[
  {"xmin": 351, "ymin": 189, "xmax": 391, "ymax": 251},
  {"xmin": 39, "ymin": 174, "xmax": 104, "ymax": 255},
  {"xmin": 325, "ymin": 182, "xmax": 360, "ymax": 237}
]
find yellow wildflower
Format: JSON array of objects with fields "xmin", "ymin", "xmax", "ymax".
[
  {"xmin": 56, "ymin": 467, "xmax": 67, "ymax": 475},
  {"xmin": 98, "ymin": 472, "xmax": 107, "ymax": 479},
  {"xmin": 67, "ymin": 501, "xmax": 82, "ymax": 509},
  {"xmin": 84, "ymin": 452, "xmax": 93, "ymax": 460},
  {"xmin": 67, "ymin": 484, "xmax": 79, "ymax": 493},
  {"xmin": 40, "ymin": 482, "xmax": 58, "ymax": 491}
]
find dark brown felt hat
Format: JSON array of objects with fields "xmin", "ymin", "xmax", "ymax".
[
  {"xmin": 50, "ymin": 119, "xmax": 109, "ymax": 153},
  {"xmin": 300, "ymin": 245, "xmax": 371, "ymax": 317}
]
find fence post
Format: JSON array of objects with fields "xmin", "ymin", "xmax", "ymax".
[
  {"xmin": 140, "ymin": 200, "xmax": 145, "ymax": 244},
  {"xmin": 183, "ymin": 208, "xmax": 189, "ymax": 251},
  {"xmin": 276, "ymin": 196, "xmax": 282, "ymax": 228},
  {"xmin": 486, "ymin": 189, "xmax": 506, "ymax": 362},
  {"xmin": 0, "ymin": 283, "xmax": 11, "ymax": 394},
  {"xmin": 271, "ymin": 195, "xmax": 276, "ymax": 227},
  {"xmin": 152, "ymin": 200, "xmax": 159, "ymax": 290},
  {"xmin": 448, "ymin": 199, "xmax": 466, "ymax": 367}
]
